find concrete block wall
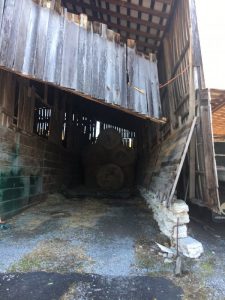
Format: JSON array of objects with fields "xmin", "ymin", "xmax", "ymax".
[
  {"xmin": 0, "ymin": 70, "xmax": 80, "ymax": 219},
  {"xmin": 0, "ymin": 125, "xmax": 78, "ymax": 219}
]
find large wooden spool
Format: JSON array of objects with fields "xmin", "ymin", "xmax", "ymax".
[
  {"xmin": 96, "ymin": 164, "xmax": 124, "ymax": 190},
  {"xmin": 82, "ymin": 143, "xmax": 107, "ymax": 166},
  {"xmin": 111, "ymin": 146, "xmax": 136, "ymax": 167},
  {"xmin": 122, "ymin": 165, "xmax": 135, "ymax": 187},
  {"xmin": 97, "ymin": 128, "xmax": 122, "ymax": 150}
]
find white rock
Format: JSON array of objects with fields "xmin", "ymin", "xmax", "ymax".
[
  {"xmin": 164, "ymin": 258, "xmax": 173, "ymax": 264},
  {"xmin": 171, "ymin": 200, "xmax": 189, "ymax": 214},
  {"xmin": 172, "ymin": 225, "xmax": 188, "ymax": 239},
  {"xmin": 178, "ymin": 237, "xmax": 204, "ymax": 258}
]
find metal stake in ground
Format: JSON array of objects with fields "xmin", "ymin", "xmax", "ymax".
[{"xmin": 174, "ymin": 217, "xmax": 183, "ymax": 276}]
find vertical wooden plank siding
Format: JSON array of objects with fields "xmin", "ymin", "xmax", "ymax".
[
  {"xmin": 0, "ymin": 0, "xmax": 162, "ymax": 120},
  {"xmin": 0, "ymin": 0, "xmax": 16, "ymax": 66},
  {"xmin": 33, "ymin": 7, "xmax": 50, "ymax": 79},
  {"xmin": 159, "ymin": 0, "xmax": 190, "ymax": 128},
  {"xmin": 0, "ymin": 0, "xmax": 5, "ymax": 31}
]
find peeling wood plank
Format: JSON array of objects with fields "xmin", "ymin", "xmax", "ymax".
[
  {"xmin": 44, "ymin": 9, "xmax": 63, "ymax": 83},
  {"xmin": 22, "ymin": 3, "xmax": 40, "ymax": 75},
  {"xmin": 0, "ymin": 0, "xmax": 5, "ymax": 32},
  {"xmin": 14, "ymin": 0, "xmax": 33, "ymax": 72},
  {"xmin": 6, "ymin": 0, "xmax": 23, "ymax": 69},
  {"xmin": 0, "ymin": 0, "xmax": 16, "ymax": 66},
  {"xmin": 0, "ymin": 0, "xmax": 163, "ymax": 121},
  {"xmin": 61, "ymin": 19, "xmax": 79, "ymax": 89},
  {"xmin": 33, "ymin": 7, "xmax": 50, "ymax": 78}
]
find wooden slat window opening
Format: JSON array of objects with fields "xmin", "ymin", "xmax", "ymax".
[
  {"xmin": 62, "ymin": 112, "xmax": 67, "ymax": 147},
  {"xmin": 33, "ymin": 98, "xmax": 51, "ymax": 138},
  {"xmin": 71, "ymin": 111, "xmax": 136, "ymax": 148}
]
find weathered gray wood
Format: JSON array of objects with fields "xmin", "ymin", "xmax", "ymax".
[
  {"xmin": 189, "ymin": 130, "xmax": 196, "ymax": 199},
  {"xmin": 0, "ymin": 0, "xmax": 162, "ymax": 120},
  {"xmin": 22, "ymin": 3, "xmax": 40, "ymax": 75},
  {"xmin": 112, "ymin": 41, "xmax": 121, "ymax": 105},
  {"xmin": 61, "ymin": 19, "xmax": 79, "ymax": 88},
  {"xmin": 198, "ymin": 90, "xmax": 218, "ymax": 208},
  {"xmin": 33, "ymin": 7, "xmax": 50, "ymax": 78},
  {"xmin": 150, "ymin": 57, "xmax": 161, "ymax": 118},
  {"xmin": 0, "ymin": 0, "xmax": 16, "ymax": 66},
  {"xmin": 83, "ymin": 28, "xmax": 93, "ymax": 96},
  {"xmin": 0, "ymin": 0, "xmax": 5, "ymax": 32},
  {"xmin": 54, "ymin": 15, "xmax": 65, "ymax": 85},
  {"xmin": 149, "ymin": 120, "xmax": 195, "ymax": 204},
  {"xmin": 5, "ymin": 0, "xmax": 23, "ymax": 68},
  {"xmin": 44, "ymin": 9, "xmax": 62, "ymax": 83},
  {"xmin": 119, "ymin": 44, "xmax": 127, "ymax": 108},
  {"xmin": 14, "ymin": 0, "xmax": 33, "ymax": 72},
  {"xmin": 136, "ymin": 54, "xmax": 147, "ymax": 114},
  {"xmin": 127, "ymin": 43, "xmax": 135, "ymax": 110},
  {"xmin": 105, "ymin": 31, "xmax": 117, "ymax": 104},
  {"xmin": 168, "ymin": 117, "xmax": 197, "ymax": 205}
]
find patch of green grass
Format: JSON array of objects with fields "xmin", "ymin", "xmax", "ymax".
[
  {"xmin": 9, "ymin": 257, "xmax": 42, "ymax": 272},
  {"xmin": 200, "ymin": 259, "xmax": 214, "ymax": 277},
  {"xmin": 198, "ymin": 251, "xmax": 215, "ymax": 278},
  {"xmin": 135, "ymin": 246, "xmax": 173, "ymax": 276},
  {"xmin": 136, "ymin": 252, "xmax": 156, "ymax": 270}
]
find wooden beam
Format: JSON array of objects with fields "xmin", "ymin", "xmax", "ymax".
[
  {"xmin": 153, "ymin": 0, "xmax": 173, "ymax": 4},
  {"xmin": 135, "ymin": 40, "xmax": 158, "ymax": 51},
  {"xmin": 106, "ymin": 23, "xmax": 161, "ymax": 41},
  {"xmin": 189, "ymin": 130, "xmax": 196, "ymax": 199},
  {"xmin": 71, "ymin": 2, "xmax": 166, "ymax": 31},
  {"xmin": 0, "ymin": 66, "xmax": 167, "ymax": 125},
  {"xmin": 171, "ymin": 41, "xmax": 190, "ymax": 79},
  {"xmin": 103, "ymin": 0, "xmax": 170, "ymax": 18}
]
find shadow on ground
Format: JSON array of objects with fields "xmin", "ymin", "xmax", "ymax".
[{"xmin": 0, "ymin": 271, "xmax": 183, "ymax": 300}]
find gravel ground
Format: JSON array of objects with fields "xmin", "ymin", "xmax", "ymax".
[
  {"xmin": 0, "ymin": 193, "xmax": 224, "ymax": 299},
  {"xmin": 187, "ymin": 205, "xmax": 225, "ymax": 300}
]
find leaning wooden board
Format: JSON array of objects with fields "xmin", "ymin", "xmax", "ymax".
[{"xmin": 150, "ymin": 118, "xmax": 196, "ymax": 205}]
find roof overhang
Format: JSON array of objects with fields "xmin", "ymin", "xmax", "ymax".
[{"xmin": 62, "ymin": 0, "xmax": 175, "ymax": 54}]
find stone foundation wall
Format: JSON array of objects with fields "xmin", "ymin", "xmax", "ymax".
[{"xmin": 140, "ymin": 188, "xmax": 204, "ymax": 258}]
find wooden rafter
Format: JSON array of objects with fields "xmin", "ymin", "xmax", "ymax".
[
  {"xmin": 62, "ymin": 0, "xmax": 174, "ymax": 54},
  {"xmin": 103, "ymin": 0, "xmax": 170, "ymax": 18}
]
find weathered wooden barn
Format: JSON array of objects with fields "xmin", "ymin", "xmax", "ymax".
[{"xmin": 0, "ymin": 0, "xmax": 224, "ymax": 239}]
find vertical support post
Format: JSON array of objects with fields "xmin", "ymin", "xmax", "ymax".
[
  {"xmin": 162, "ymin": 36, "xmax": 176, "ymax": 133},
  {"xmin": 198, "ymin": 89, "xmax": 219, "ymax": 209},
  {"xmin": 189, "ymin": 130, "xmax": 196, "ymax": 199}
]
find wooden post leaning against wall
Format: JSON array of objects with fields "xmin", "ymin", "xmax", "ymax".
[{"xmin": 188, "ymin": 0, "xmax": 205, "ymax": 201}]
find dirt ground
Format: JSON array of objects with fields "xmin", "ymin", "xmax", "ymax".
[{"xmin": 0, "ymin": 193, "xmax": 225, "ymax": 300}]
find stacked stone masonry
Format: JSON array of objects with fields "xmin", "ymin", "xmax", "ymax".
[{"xmin": 141, "ymin": 189, "xmax": 203, "ymax": 258}]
